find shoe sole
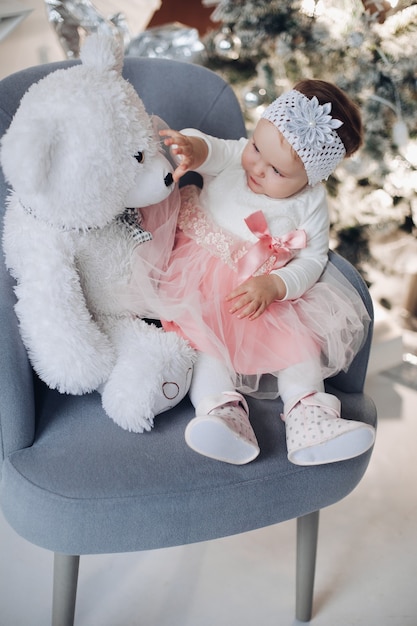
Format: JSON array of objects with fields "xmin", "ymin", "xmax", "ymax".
[
  {"xmin": 185, "ymin": 416, "xmax": 260, "ymax": 465},
  {"xmin": 288, "ymin": 423, "xmax": 375, "ymax": 466}
]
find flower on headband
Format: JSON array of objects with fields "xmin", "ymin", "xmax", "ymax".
[{"xmin": 285, "ymin": 96, "xmax": 343, "ymax": 150}]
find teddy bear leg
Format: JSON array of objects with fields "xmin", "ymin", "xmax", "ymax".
[{"xmin": 100, "ymin": 318, "xmax": 195, "ymax": 433}]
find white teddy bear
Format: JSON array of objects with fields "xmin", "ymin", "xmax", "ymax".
[{"xmin": 0, "ymin": 33, "xmax": 195, "ymax": 433}]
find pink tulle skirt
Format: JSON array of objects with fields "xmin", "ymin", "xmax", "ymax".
[{"xmin": 131, "ymin": 186, "xmax": 370, "ymax": 397}]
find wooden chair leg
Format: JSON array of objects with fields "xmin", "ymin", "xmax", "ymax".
[
  {"xmin": 296, "ymin": 510, "xmax": 320, "ymax": 622},
  {"xmin": 52, "ymin": 553, "xmax": 80, "ymax": 626}
]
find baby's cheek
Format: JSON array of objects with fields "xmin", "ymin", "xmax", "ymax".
[{"xmin": 241, "ymin": 148, "xmax": 251, "ymax": 171}]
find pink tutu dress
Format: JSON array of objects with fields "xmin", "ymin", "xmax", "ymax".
[{"xmin": 142, "ymin": 185, "xmax": 370, "ymax": 398}]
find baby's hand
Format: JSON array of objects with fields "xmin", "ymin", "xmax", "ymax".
[
  {"xmin": 226, "ymin": 275, "xmax": 286, "ymax": 320},
  {"xmin": 159, "ymin": 129, "xmax": 208, "ymax": 182}
]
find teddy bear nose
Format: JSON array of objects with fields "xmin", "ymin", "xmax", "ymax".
[{"xmin": 164, "ymin": 173, "xmax": 174, "ymax": 187}]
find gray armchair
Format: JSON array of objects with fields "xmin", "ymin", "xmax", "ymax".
[{"xmin": 0, "ymin": 57, "xmax": 377, "ymax": 625}]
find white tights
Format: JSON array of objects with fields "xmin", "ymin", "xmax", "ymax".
[
  {"xmin": 189, "ymin": 352, "xmax": 235, "ymax": 408},
  {"xmin": 189, "ymin": 351, "xmax": 324, "ymax": 409}
]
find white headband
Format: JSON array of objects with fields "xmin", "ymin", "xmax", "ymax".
[{"xmin": 261, "ymin": 90, "xmax": 346, "ymax": 186}]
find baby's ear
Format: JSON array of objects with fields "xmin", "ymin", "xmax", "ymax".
[{"xmin": 1, "ymin": 118, "xmax": 57, "ymax": 194}]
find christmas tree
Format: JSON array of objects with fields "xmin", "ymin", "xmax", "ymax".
[{"xmin": 203, "ymin": 0, "xmax": 417, "ymax": 284}]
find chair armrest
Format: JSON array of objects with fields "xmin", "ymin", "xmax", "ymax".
[
  {"xmin": 328, "ymin": 250, "xmax": 374, "ymax": 394},
  {"xmin": 0, "ymin": 254, "xmax": 36, "ymax": 467}
]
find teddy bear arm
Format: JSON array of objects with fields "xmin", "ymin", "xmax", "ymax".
[
  {"xmin": 13, "ymin": 281, "xmax": 116, "ymax": 395},
  {"xmin": 4, "ymin": 221, "xmax": 116, "ymax": 394}
]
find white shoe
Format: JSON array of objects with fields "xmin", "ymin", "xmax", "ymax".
[
  {"xmin": 283, "ymin": 392, "xmax": 375, "ymax": 466},
  {"xmin": 185, "ymin": 391, "xmax": 260, "ymax": 465}
]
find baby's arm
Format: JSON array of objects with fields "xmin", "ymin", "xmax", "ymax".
[{"xmin": 160, "ymin": 128, "xmax": 208, "ymax": 182}]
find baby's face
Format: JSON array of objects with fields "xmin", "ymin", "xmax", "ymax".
[{"xmin": 241, "ymin": 119, "xmax": 308, "ymax": 199}]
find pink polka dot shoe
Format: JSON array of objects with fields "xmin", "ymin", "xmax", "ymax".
[
  {"xmin": 185, "ymin": 391, "xmax": 260, "ymax": 465},
  {"xmin": 282, "ymin": 392, "xmax": 375, "ymax": 466}
]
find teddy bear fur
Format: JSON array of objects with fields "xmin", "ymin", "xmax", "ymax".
[{"xmin": 0, "ymin": 33, "xmax": 195, "ymax": 433}]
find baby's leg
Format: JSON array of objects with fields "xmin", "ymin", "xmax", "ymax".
[
  {"xmin": 278, "ymin": 359, "xmax": 375, "ymax": 466},
  {"xmin": 277, "ymin": 359, "xmax": 324, "ymax": 411},
  {"xmin": 189, "ymin": 351, "xmax": 235, "ymax": 408},
  {"xmin": 185, "ymin": 352, "xmax": 260, "ymax": 464}
]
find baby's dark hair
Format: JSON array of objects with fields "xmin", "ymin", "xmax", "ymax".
[{"xmin": 293, "ymin": 79, "xmax": 363, "ymax": 157}]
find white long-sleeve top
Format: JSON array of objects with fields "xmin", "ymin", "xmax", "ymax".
[{"xmin": 182, "ymin": 129, "xmax": 330, "ymax": 300}]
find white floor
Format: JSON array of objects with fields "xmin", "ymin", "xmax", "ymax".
[{"xmin": 1, "ymin": 363, "xmax": 417, "ymax": 625}]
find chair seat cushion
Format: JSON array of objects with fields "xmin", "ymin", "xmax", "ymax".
[{"xmin": 1, "ymin": 383, "xmax": 376, "ymax": 555}]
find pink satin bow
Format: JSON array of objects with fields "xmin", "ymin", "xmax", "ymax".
[{"xmin": 237, "ymin": 210, "xmax": 307, "ymax": 281}]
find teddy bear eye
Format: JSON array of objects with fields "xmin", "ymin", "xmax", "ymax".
[{"xmin": 134, "ymin": 151, "xmax": 144, "ymax": 164}]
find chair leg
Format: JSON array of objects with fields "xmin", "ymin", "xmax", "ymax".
[
  {"xmin": 52, "ymin": 553, "xmax": 80, "ymax": 626},
  {"xmin": 296, "ymin": 510, "xmax": 320, "ymax": 622}
]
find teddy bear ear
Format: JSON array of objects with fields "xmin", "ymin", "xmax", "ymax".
[
  {"xmin": 80, "ymin": 32, "xmax": 124, "ymax": 74},
  {"xmin": 1, "ymin": 117, "xmax": 57, "ymax": 195}
]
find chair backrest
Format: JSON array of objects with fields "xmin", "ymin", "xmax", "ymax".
[{"xmin": 0, "ymin": 57, "xmax": 372, "ymax": 467}]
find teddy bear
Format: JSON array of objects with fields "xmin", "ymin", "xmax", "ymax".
[{"xmin": 0, "ymin": 33, "xmax": 195, "ymax": 433}]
